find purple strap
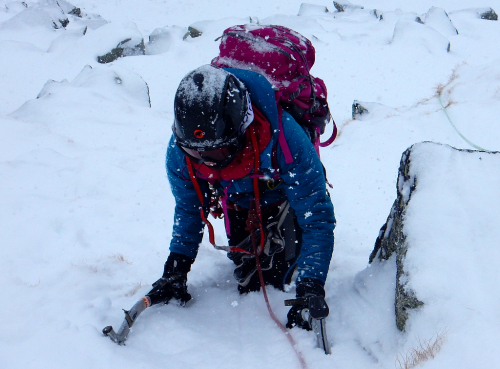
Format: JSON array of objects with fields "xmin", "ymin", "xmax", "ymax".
[
  {"xmin": 277, "ymin": 106, "xmax": 294, "ymax": 164},
  {"xmin": 221, "ymin": 185, "xmax": 231, "ymax": 236},
  {"xmin": 313, "ymin": 127, "xmax": 321, "ymax": 157}
]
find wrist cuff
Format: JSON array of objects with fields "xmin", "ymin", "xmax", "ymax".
[
  {"xmin": 164, "ymin": 252, "xmax": 195, "ymax": 276},
  {"xmin": 296, "ymin": 278, "xmax": 325, "ymax": 298}
]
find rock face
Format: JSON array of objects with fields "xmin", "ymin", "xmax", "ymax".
[
  {"xmin": 369, "ymin": 144, "xmax": 424, "ymax": 331},
  {"xmin": 369, "ymin": 142, "xmax": 500, "ymax": 331}
]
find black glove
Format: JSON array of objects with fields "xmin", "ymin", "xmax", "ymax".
[
  {"xmin": 285, "ymin": 278, "xmax": 329, "ymax": 330},
  {"xmin": 147, "ymin": 252, "xmax": 194, "ymax": 306}
]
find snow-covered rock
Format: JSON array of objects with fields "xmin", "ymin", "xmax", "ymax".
[
  {"xmin": 351, "ymin": 100, "xmax": 398, "ymax": 120},
  {"xmin": 332, "ymin": 1, "xmax": 364, "ymax": 13},
  {"xmin": 0, "ymin": 0, "xmax": 106, "ymax": 31},
  {"xmin": 146, "ymin": 25, "xmax": 187, "ymax": 55},
  {"xmin": 419, "ymin": 7, "xmax": 458, "ymax": 36},
  {"xmin": 94, "ymin": 22, "xmax": 145, "ymax": 63},
  {"xmin": 370, "ymin": 142, "xmax": 500, "ymax": 332},
  {"xmin": 391, "ymin": 19, "xmax": 451, "ymax": 53},
  {"xmin": 298, "ymin": 3, "xmax": 330, "ymax": 17},
  {"xmin": 97, "ymin": 36, "xmax": 145, "ymax": 63},
  {"xmin": 11, "ymin": 64, "xmax": 151, "ymax": 128},
  {"xmin": 0, "ymin": 0, "xmax": 69, "ymax": 30}
]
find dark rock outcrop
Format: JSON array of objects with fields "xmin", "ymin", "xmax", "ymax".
[
  {"xmin": 351, "ymin": 100, "xmax": 398, "ymax": 121},
  {"xmin": 352, "ymin": 100, "xmax": 369, "ymax": 119},
  {"xmin": 480, "ymin": 8, "xmax": 498, "ymax": 20},
  {"xmin": 183, "ymin": 26, "xmax": 203, "ymax": 40},
  {"xmin": 369, "ymin": 145, "xmax": 423, "ymax": 331},
  {"xmin": 97, "ymin": 38, "xmax": 146, "ymax": 64}
]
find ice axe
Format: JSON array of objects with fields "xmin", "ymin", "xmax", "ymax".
[
  {"xmin": 103, "ymin": 277, "xmax": 182, "ymax": 345},
  {"xmin": 102, "ymin": 296, "xmax": 151, "ymax": 345},
  {"xmin": 285, "ymin": 295, "xmax": 332, "ymax": 355}
]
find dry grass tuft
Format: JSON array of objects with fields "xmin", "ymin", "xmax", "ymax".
[
  {"xmin": 109, "ymin": 253, "xmax": 132, "ymax": 264},
  {"xmin": 436, "ymin": 64, "xmax": 462, "ymax": 96},
  {"xmin": 396, "ymin": 330, "xmax": 447, "ymax": 369},
  {"xmin": 334, "ymin": 118, "xmax": 354, "ymax": 139},
  {"xmin": 72, "ymin": 260, "xmax": 100, "ymax": 273}
]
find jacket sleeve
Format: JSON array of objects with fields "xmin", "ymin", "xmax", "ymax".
[
  {"xmin": 277, "ymin": 113, "xmax": 336, "ymax": 285},
  {"xmin": 166, "ymin": 136, "xmax": 210, "ymax": 259}
]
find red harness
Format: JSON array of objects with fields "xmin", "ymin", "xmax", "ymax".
[{"xmin": 185, "ymin": 117, "xmax": 266, "ymax": 255}]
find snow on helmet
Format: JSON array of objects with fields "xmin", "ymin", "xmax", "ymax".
[{"xmin": 173, "ymin": 65, "xmax": 253, "ymax": 152}]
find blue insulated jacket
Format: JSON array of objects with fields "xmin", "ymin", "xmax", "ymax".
[{"xmin": 166, "ymin": 69, "xmax": 336, "ymax": 284}]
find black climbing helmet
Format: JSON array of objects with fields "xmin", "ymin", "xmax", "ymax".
[{"xmin": 173, "ymin": 65, "xmax": 253, "ymax": 168}]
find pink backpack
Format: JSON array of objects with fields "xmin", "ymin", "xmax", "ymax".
[{"xmin": 211, "ymin": 24, "xmax": 337, "ymax": 152}]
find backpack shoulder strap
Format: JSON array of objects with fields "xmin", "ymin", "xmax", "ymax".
[{"xmin": 276, "ymin": 104, "xmax": 294, "ymax": 164}]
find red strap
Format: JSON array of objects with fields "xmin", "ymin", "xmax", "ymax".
[
  {"xmin": 186, "ymin": 157, "xmax": 254, "ymax": 256},
  {"xmin": 249, "ymin": 126, "xmax": 266, "ymax": 254},
  {"xmin": 186, "ymin": 157, "xmax": 216, "ymax": 246}
]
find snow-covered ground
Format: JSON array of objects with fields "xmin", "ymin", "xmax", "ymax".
[{"xmin": 1, "ymin": 1, "xmax": 499, "ymax": 368}]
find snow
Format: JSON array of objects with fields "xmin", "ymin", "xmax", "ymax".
[
  {"xmin": 176, "ymin": 64, "xmax": 228, "ymax": 106},
  {"xmin": 1, "ymin": 0, "xmax": 499, "ymax": 368}
]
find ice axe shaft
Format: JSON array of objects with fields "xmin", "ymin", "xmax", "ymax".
[
  {"xmin": 102, "ymin": 296, "xmax": 151, "ymax": 345},
  {"xmin": 311, "ymin": 317, "xmax": 331, "ymax": 355},
  {"xmin": 103, "ymin": 278, "xmax": 179, "ymax": 345}
]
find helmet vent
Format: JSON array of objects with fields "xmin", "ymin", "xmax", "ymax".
[{"xmin": 193, "ymin": 73, "xmax": 204, "ymax": 91}]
